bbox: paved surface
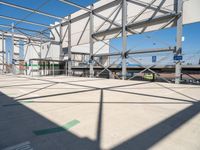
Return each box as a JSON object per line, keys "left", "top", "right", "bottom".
{"left": 0, "top": 75, "right": 200, "bottom": 150}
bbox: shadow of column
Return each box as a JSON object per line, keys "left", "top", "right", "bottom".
{"left": 0, "top": 92, "right": 99, "bottom": 150}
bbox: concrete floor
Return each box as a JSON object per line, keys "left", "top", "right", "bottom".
{"left": 0, "top": 75, "right": 200, "bottom": 150}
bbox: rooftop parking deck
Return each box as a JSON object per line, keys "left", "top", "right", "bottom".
{"left": 0, "top": 75, "right": 200, "bottom": 150}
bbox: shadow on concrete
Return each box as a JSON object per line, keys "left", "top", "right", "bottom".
{"left": 8, "top": 101, "right": 190, "bottom": 105}
{"left": 0, "top": 83, "right": 51, "bottom": 89}
{"left": 107, "top": 89, "right": 196, "bottom": 103}
{"left": 96, "top": 89, "right": 104, "bottom": 148}
{"left": 0, "top": 91, "right": 100, "bottom": 150}
{"left": 16, "top": 88, "right": 99, "bottom": 101}
{"left": 1, "top": 75, "right": 200, "bottom": 150}
{"left": 15, "top": 83, "right": 57, "bottom": 99}
{"left": 111, "top": 102, "right": 200, "bottom": 150}
{"left": 156, "top": 83, "right": 198, "bottom": 101}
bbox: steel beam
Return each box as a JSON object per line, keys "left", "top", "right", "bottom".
{"left": 139, "top": 0, "right": 167, "bottom": 33}
{"left": 77, "top": 18, "right": 90, "bottom": 45}
{"left": 95, "top": 0, "right": 122, "bottom": 13}
{"left": 93, "top": 47, "right": 175, "bottom": 57}
{"left": 16, "top": 26, "right": 49, "bottom": 35}
{"left": 93, "top": 12, "right": 177, "bottom": 38}
{"left": 95, "top": 4, "right": 121, "bottom": 33}
{"left": 128, "top": 47, "right": 175, "bottom": 54}
{"left": 93, "top": 59, "right": 112, "bottom": 76}
{"left": 0, "top": 1, "right": 63, "bottom": 20}
{"left": 50, "top": 41, "right": 60, "bottom": 45}
{"left": 96, "top": 56, "right": 121, "bottom": 77}
{"left": 128, "top": 0, "right": 157, "bottom": 25}
{"left": 53, "top": 0, "right": 121, "bottom": 28}
{"left": 59, "top": 0, "right": 91, "bottom": 12}
{"left": 0, "top": 30, "right": 51, "bottom": 43}
{"left": 0, "top": 35, "right": 34, "bottom": 44}
{"left": 128, "top": 56, "right": 171, "bottom": 83}
{"left": 94, "top": 52, "right": 121, "bottom": 57}
{"left": 14, "top": 27, "right": 49, "bottom": 41}
{"left": 89, "top": 5, "right": 94, "bottom": 78}
{"left": 175, "top": 0, "right": 183, "bottom": 84}
{"left": 71, "top": 52, "right": 90, "bottom": 55}
{"left": 101, "top": 5, "right": 122, "bottom": 40}
{"left": 122, "top": 0, "right": 127, "bottom": 80}
{"left": 93, "top": 12, "right": 121, "bottom": 28}
{"left": 0, "top": 15, "right": 49, "bottom": 28}
{"left": 62, "top": 26, "right": 69, "bottom": 42}
{"left": 127, "top": 0, "right": 171, "bottom": 14}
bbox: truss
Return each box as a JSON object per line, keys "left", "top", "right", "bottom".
{"left": 0, "top": 0, "right": 199, "bottom": 83}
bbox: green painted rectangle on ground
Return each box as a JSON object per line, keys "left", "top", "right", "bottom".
{"left": 33, "top": 119, "right": 80, "bottom": 136}
{"left": 20, "top": 100, "right": 34, "bottom": 104}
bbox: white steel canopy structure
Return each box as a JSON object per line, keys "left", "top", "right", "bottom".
{"left": 0, "top": 0, "right": 200, "bottom": 83}
{"left": 53, "top": 0, "right": 200, "bottom": 46}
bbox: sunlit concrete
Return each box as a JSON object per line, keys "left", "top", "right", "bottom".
{"left": 0, "top": 75, "right": 200, "bottom": 150}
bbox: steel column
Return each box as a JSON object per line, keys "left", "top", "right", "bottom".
{"left": 31, "top": 60, "right": 33, "bottom": 77}
{"left": 122, "top": 0, "right": 127, "bottom": 80}
{"left": 2, "top": 33, "right": 5, "bottom": 72}
{"left": 89, "top": 5, "right": 94, "bottom": 78}
{"left": 68, "top": 15, "right": 72, "bottom": 76}
{"left": 175, "top": 0, "right": 183, "bottom": 84}
{"left": 11, "top": 23, "right": 15, "bottom": 74}
{"left": 59, "top": 24, "right": 65, "bottom": 75}
{"left": 39, "top": 38, "right": 42, "bottom": 76}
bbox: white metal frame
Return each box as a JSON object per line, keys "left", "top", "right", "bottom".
{"left": 0, "top": 0, "right": 199, "bottom": 83}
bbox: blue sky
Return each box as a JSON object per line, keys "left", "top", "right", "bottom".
{"left": 110, "top": 21, "right": 200, "bottom": 65}
{"left": 0, "top": 0, "right": 96, "bottom": 31}
{"left": 111, "top": 22, "right": 200, "bottom": 56}
{"left": 0, "top": 0, "right": 200, "bottom": 64}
